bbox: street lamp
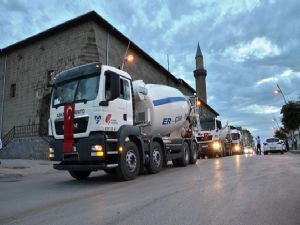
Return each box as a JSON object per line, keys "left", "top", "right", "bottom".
{"left": 273, "top": 83, "right": 287, "bottom": 104}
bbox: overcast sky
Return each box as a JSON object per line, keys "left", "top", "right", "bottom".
{"left": 1, "top": 0, "right": 299, "bottom": 141}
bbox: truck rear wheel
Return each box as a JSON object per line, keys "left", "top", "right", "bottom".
{"left": 116, "top": 141, "right": 140, "bottom": 181}
{"left": 190, "top": 141, "right": 197, "bottom": 164}
{"left": 146, "top": 141, "right": 163, "bottom": 174}
{"left": 69, "top": 171, "right": 91, "bottom": 180}
{"left": 172, "top": 141, "right": 190, "bottom": 167}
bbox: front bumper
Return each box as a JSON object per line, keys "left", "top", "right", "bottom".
{"left": 200, "top": 142, "right": 222, "bottom": 154}
{"left": 49, "top": 133, "right": 119, "bottom": 165}
{"left": 53, "top": 162, "right": 118, "bottom": 171}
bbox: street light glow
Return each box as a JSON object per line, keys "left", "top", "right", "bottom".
{"left": 126, "top": 54, "right": 134, "bottom": 63}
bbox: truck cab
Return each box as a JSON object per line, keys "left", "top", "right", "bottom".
{"left": 230, "top": 128, "right": 243, "bottom": 155}
{"left": 195, "top": 118, "right": 223, "bottom": 158}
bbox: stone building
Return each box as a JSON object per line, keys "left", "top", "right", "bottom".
{"left": 0, "top": 11, "right": 218, "bottom": 158}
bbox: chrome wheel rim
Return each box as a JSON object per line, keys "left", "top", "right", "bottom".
{"left": 126, "top": 150, "right": 137, "bottom": 172}
{"left": 152, "top": 148, "right": 161, "bottom": 168}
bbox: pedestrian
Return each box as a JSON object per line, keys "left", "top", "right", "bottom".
{"left": 0, "top": 137, "right": 2, "bottom": 151}
{"left": 285, "top": 139, "right": 289, "bottom": 151}
{"left": 294, "top": 138, "right": 298, "bottom": 150}
{"left": 256, "top": 136, "right": 261, "bottom": 155}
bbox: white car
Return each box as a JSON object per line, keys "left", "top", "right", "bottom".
{"left": 263, "top": 138, "right": 284, "bottom": 155}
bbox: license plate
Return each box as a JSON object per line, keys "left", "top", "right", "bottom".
{"left": 202, "top": 145, "right": 208, "bottom": 148}
{"left": 270, "top": 147, "right": 276, "bottom": 150}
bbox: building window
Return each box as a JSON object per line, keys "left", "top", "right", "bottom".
{"left": 47, "top": 70, "right": 55, "bottom": 87}
{"left": 10, "top": 84, "right": 16, "bottom": 98}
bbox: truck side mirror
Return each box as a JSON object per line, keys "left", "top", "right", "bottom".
{"left": 110, "top": 73, "right": 120, "bottom": 101}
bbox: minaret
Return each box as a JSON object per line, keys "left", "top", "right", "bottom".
{"left": 193, "top": 42, "right": 207, "bottom": 103}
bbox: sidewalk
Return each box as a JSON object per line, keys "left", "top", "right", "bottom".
{"left": 0, "top": 159, "right": 56, "bottom": 181}
{"left": 290, "top": 149, "right": 300, "bottom": 154}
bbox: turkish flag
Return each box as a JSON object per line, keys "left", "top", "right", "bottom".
{"left": 63, "top": 104, "right": 75, "bottom": 153}
{"left": 204, "top": 133, "right": 209, "bottom": 141}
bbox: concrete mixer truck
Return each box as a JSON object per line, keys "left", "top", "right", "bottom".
{"left": 196, "top": 118, "right": 232, "bottom": 158}
{"left": 48, "top": 62, "right": 200, "bottom": 181}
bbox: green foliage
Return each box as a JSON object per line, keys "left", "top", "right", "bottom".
{"left": 281, "top": 101, "right": 300, "bottom": 131}
{"left": 274, "top": 127, "right": 288, "bottom": 140}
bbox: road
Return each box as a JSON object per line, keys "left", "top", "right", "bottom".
{"left": 1, "top": 153, "right": 300, "bottom": 225}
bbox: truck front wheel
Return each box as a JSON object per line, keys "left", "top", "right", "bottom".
{"left": 117, "top": 141, "right": 140, "bottom": 181}
{"left": 69, "top": 171, "right": 91, "bottom": 180}
{"left": 190, "top": 141, "right": 197, "bottom": 164}
{"left": 146, "top": 141, "right": 163, "bottom": 174}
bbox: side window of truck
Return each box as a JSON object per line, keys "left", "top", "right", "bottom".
{"left": 105, "top": 73, "right": 111, "bottom": 100}
{"left": 216, "top": 120, "right": 222, "bottom": 130}
{"left": 120, "top": 78, "right": 130, "bottom": 101}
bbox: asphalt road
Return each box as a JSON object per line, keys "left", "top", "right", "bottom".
{"left": 1, "top": 153, "right": 300, "bottom": 225}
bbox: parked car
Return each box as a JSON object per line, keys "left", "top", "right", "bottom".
{"left": 263, "top": 138, "right": 284, "bottom": 155}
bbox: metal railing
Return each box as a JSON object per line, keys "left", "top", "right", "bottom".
{"left": 2, "top": 124, "right": 50, "bottom": 148}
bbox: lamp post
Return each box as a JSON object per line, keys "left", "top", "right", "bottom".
{"left": 273, "top": 83, "right": 287, "bottom": 104}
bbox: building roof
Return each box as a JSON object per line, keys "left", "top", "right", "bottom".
{"left": 195, "top": 42, "right": 203, "bottom": 58}
{"left": 202, "top": 100, "right": 219, "bottom": 117}
{"left": 0, "top": 11, "right": 196, "bottom": 94}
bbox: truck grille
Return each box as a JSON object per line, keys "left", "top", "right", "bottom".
{"left": 197, "top": 135, "right": 213, "bottom": 142}
{"left": 55, "top": 117, "right": 89, "bottom": 135}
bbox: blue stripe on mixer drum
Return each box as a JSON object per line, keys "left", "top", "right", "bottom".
{"left": 153, "top": 97, "right": 187, "bottom": 106}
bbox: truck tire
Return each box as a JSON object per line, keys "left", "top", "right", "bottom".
{"left": 103, "top": 168, "right": 116, "bottom": 175}
{"left": 172, "top": 141, "right": 190, "bottom": 167}
{"left": 146, "top": 141, "right": 163, "bottom": 174}
{"left": 116, "top": 141, "right": 140, "bottom": 181}
{"left": 190, "top": 141, "right": 197, "bottom": 164}
{"left": 69, "top": 171, "right": 91, "bottom": 180}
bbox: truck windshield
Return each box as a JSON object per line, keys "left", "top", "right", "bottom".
{"left": 200, "top": 119, "right": 215, "bottom": 131}
{"left": 231, "top": 133, "right": 240, "bottom": 140}
{"left": 52, "top": 74, "right": 99, "bottom": 107}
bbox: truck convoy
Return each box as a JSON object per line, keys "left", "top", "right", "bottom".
{"left": 230, "top": 126, "right": 244, "bottom": 155}
{"left": 195, "top": 118, "right": 232, "bottom": 158}
{"left": 48, "top": 62, "right": 201, "bottom": 181}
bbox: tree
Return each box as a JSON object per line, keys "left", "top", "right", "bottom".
{"left": 281, "top": 101, "right": 300, "bottom": 132}
{"left": 274, "top": 127, "right": 288, "bottom": 140}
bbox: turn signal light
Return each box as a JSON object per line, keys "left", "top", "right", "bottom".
{"left": 118, "top": 146, "right": 123, "bottom": 153}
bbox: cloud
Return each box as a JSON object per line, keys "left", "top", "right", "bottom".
{"left": 256, "top": 77, "right": 278, "bottom": 85}
{"left": 240, "top": 104, "right": 281, "bottom": 114}
{"left": 223, "top": 37, "right": 281, "bottom": 62}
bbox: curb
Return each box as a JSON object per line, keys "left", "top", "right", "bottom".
{"left": 290, "top": 150, "right": 300, "bottom": 154}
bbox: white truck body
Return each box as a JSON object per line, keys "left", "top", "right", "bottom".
{"left": 49, "top": 62, "right": 200, "bottom": 181}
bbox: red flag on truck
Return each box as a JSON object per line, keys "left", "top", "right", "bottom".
{"left": 63, "top": 104, "right": 75, "bottom": 153}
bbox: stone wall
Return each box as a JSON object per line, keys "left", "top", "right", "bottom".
{"left": 0, "top": 136, "right": 49, "bottom": 160}
{"left": 0, "top": 22, "right": 97, "bottom": 135}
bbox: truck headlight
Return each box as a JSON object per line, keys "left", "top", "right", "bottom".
{"left": 49, "top": 147, "right": 54, "bottom": 158}
{"left": 91, "top": 145, "right": 104, "bottom": 157}
{"left": 234, "top": 145, "right": 240, "bottom": 151}
{"left": 213, "top": 142, "right": 220, "bottom": 150}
